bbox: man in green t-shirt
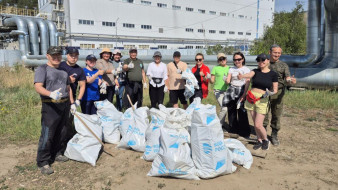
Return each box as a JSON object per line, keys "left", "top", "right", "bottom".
{"left": 210, "top": 53, "right": 230, "bottom": 127}
{"left": 123, "top": 48, "right": 146, "bottom": 108}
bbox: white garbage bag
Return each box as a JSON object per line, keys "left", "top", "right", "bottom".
{"left": 181, "top": 69, "right": 199, "bottom": 100}
{"left": 191, "top": 104, "right": 236, "bottom": 178}
{"left": 65, "top": 112, "right": 102, "bottom": 166}
{"left": 224, "top": 138, "right": 253, "bottom": 169}
{"left": 142, "top": 107, "right": 167, "bottom": 161}
{"left": 186, "top": 97, "right": 201, "bottom": 116}
{"left": 148, "top": 108, "right": 199, "bottom": 180}
{"left": 118, "top": 104, "right": 150, "bottom": 152}
{"left": 95, "top": 100, "right": 123, "bottom": 144}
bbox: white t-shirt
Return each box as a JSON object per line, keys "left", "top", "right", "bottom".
{"left": 229, "top": 66, "right": 251, "bottom": 86}
{"left": 146, "top": 62, "right": 168, "bottom": 87}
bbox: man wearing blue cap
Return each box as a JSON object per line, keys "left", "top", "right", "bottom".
{"left": 58, "top": 47, "right": 86, "bottom": 162}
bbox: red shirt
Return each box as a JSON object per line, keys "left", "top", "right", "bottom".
{"left": 191, "top": 63, "right": 210, "bottom": 98}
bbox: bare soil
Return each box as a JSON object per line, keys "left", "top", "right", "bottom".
{"left": 1, "top": 107, "right": 337, "bottom": 190}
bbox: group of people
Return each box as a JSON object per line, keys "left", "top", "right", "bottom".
{"left": 34, "top": 44, "right": 295, "bottom": 175}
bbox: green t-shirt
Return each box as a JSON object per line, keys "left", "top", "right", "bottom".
{"left": 123, "top": 58, "right": 144, "bottom": 82}
{"left": 211, "top": 65, "right": 230, "bottom": 91}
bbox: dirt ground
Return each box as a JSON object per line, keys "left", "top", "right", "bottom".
{"left": 0, "top": 107, "right": 337, "bottom": 190}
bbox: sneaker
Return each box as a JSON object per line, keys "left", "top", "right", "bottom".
{"left": 39, "top": 165, "right": 54, "bottom": 175}
{"left": 271, "top": 135, "right": 280, "bottom": 146}
{"left": 55, "top": 155, "right": 69, "bottom": 162}
{"left": 262, "top": 140, "right": 270, "bottom": 150}
{"left": 253, "top": 141, "right": 262, "bottom": 150}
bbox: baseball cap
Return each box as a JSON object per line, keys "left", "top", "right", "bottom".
{"left": 256, "top": 53, "right": 268, "bottom": 62}
{"left": 86, "top": 54, "right": 97, "bottom": 61}
{"left": 153, "top": 51, "right": 162, "bottom": 57}
{"left": 173, "top": 51, "right": 181, "bottom": 57}
{"left": 217, "top": 53, "right": 226, "bottom": 60}
{"left": 47, "top": 46, "right": 62, "bottom": 55}
{"left": 129, "top": 48, "right": 137, "bottom": 53}
{"left": 113, "top": 49, "right": 123, "bottom": 58}
{"left": 66, "top": 47, "right": 79, "bottom": 55}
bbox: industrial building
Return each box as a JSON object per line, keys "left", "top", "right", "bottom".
{"left": 38, "top": 0, "right": 275, "bottom": 50}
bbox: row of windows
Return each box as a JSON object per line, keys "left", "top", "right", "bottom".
{"left": 79, "top": 44, "right": 208, "bottom": 50}
{"left": 79, "top": 19, "right": 94, "bottom": 25}
{"left": 186, "top": 28, "right": 251, "bottom": 35}
{"left": 124, "top": 0, "right": 254, "bottom": 19}
{"left": 102, "top": 21, "right": 115, "bottom": 27}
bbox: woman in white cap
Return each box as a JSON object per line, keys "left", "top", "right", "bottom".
{"left": 210, "top": 53, "right": 230, "bottom": 128}
{"left": 223, "top": 52, "right": 251, "bottom": 138}
{"left": 146, "top": 51, "right": 168, "bottom": 108}
{"left": 238, "top": 53, "right": 278, "bottom": 151}
{"left": 95, "top": 48, "right": 119, "bottom": 103}
{"left": 112, "top": 49, "right": 125, "bottom": 111}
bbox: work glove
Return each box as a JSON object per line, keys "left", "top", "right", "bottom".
{"left": 262, "top": 88, "right": 276, "bottom": 98}
{"left": 75, "top": 99, "right": 80, "bottom": 107}
{"left": 236, "top": 99, "right": 241, "bottom": 110}
{"left": 100, "top": 82, "right": 107, "bottom": 94}
{"left": 223, "top": 74, "right": 227, "bottom": 82}
{"left": 176, "top": 68, "right": 182, "bottom": 74}
{"left": 49, "top": 88, "right": 62, "bottom": 100}
{"left": 70, "top": 104, "right": 77, "bottom": 115}
{"left": 148, "top": 75, "right": 152, "bottom": 81}
{"left": 206, "top": 73, "right": 211, "bottom": 79}
{"left": 164, "top": 86, "right": 168, "bottom": 93}
{"left": 115, "top": 67, "right": 122, "bottom": 74}
{"left": 128, "top": 62, "right": 134, "bottom": 69}
{"left": 143, "top": 82, "right": 148, "bottom": 89}
{"left": 115, "top": 86, "right": 119, "bottom": 94}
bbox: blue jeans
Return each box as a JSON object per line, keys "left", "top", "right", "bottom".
{"left": 81, "top": 100, "right": 97, "bottom": 115}
{"left": 116, "top": 85, "right": 125, "bottom": 111}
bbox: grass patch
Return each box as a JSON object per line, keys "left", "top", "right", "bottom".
{"left": 326, "top": 128, "right": 338, "bottom": 132}
{"left": 0, "top": 66, "right": 336, "bottom": 144}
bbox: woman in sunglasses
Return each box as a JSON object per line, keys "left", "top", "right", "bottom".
{"left": 210, "top": 53, "right": 230, "bottom": 127}
{"left": 190, "top": 53, "right": 210, "bottom": 103}
{"left": 222, "top": 52, "right": 251, "bottom": 137}
{"left": 238, "top": 53, "right": 278, "bottom": 150}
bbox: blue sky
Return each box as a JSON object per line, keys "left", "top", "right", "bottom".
{"left": 275, "top": 0, "right": 308, "bottom": 12}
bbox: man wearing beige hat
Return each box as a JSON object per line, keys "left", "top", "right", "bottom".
{"left": 210, "top": 52, "right": 230, "bottom": 128}
{"left": 96, "top": 48, "right": 120, "bottom": 103}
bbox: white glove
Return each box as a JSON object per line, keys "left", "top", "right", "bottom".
{"left": 164, "top": 86, "right": 168, "bottom": 93}
{"left": 115, "top": 67, "right": 122, "bottom": 74}
{"left": 236, "top": 99, "right": 241, "bottom": 109}
{"left": 206, "top": 73, "right": 211, "bottom": 79}
{"left": 223, "top": 74, "right": 227, "bottom": 82}
{"left": 128, "top": 62, "right": 134, "bottom": 69}
{"left": 115, "top": 85, "right": 119, "bottom": 94}
{"left": 148, "top": 75, "right": 152, "bottom": 81}
{"left": 70, "top": 104, "right": 76, "bottom": 115}
{"left": 75, "top": 99, "right": 80, "bottom": 107}
{"left": 100, "top": 82, "right": 107, "bottom": 94}
{"left": 176, "top": 68, "right": 182, "bottom": 74}
{"left": 143, "top": 82, "right": 148, "bottom": 89}
{"left": 49, "top": 88, "right": 62, "bottom": 100}
{"left": 263, "top": 88, "right": 276, "bottom": 98}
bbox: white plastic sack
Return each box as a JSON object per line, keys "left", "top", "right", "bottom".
{"left": 118, "top": 104, "right": 150, "bottom": 152}
{"left": 191, "top": 104, "right": 236, "bottom": 178}
{"left": 142, "top": 107, "right": 167, "bottom": 161}
{"left": 224, "top": 138, "right": 253, "bottom": 169}
{"left": 181, "top": 69, "right": 199, "bottom": 100}
{"left": 186, "top": 97, "right": 201, "bottom": 116}
{"left": 95, "top": 100, "right": 123, "bottom": 144}
{"left": 148, "top": 108, "right": 199, "bottom": 180}
{"left": 65, "top": 112, "right": 102, "bottom": 166}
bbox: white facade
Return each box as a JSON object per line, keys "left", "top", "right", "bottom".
{"left": 41, "top": 0, "right": 275, "bottom": 50}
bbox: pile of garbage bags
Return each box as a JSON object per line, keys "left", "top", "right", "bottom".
{"left": 64, "top": 98, "right": 253, "bottom": 179}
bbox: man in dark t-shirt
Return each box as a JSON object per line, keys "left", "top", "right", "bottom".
{"left": 34, "top": 46, "right": 73, "bottom": 175}
{"left": 58, "top": 47, "right": 86, "bottom": 160}
{"left": 122, "top": 48, "right": 146, "bottom": 108}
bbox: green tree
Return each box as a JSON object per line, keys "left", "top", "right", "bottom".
{"left": 250, "top": 1, "right": 306, "bottom": 55}
{"left": 206, "top": 44, "right": 239, "bottom": 55}
{"left": 0, "top": 0, "right": 38, "bottom": 9}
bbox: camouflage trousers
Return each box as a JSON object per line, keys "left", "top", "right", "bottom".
{"left": 263, "top": 87, "right": 285, "bottom": 136}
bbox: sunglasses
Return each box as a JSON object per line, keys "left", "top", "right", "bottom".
{"left": 195, "top": 58, "right": 203, "bottom": 62}
{"left": 233, "top": 58, "right": 242, "bottom": 62}
{"left": 256, "top": 58, "right": 266, "bottom": 62}
{"left": 218, "top": 57, "right": 226, "bottom": 61}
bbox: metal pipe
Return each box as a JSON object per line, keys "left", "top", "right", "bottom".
{"left": 36, "top": 19, "right": 50, "bottom": 55}
{"left": 3, "top": 17, "right": 29, "bottom": 55}
{"left": 24, "top": 18, "right": 39, "bottom": 55}
{"left": 45, "top": 20, "right": 58, "bottom": 46}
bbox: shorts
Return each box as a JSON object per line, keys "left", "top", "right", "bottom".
{"left": 169, "top": 89, "right": 187, "bottom": 105}
{"left": 244, "top": 91, "right": 269, "bottom": 114}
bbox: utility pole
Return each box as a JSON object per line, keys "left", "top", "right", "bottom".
{"left": 115, "top": 17, "right": 119, "bottom": 49}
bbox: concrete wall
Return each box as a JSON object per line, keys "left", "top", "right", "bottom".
{"left": 0, "top": 50, "right": 22, "bottom": 67}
